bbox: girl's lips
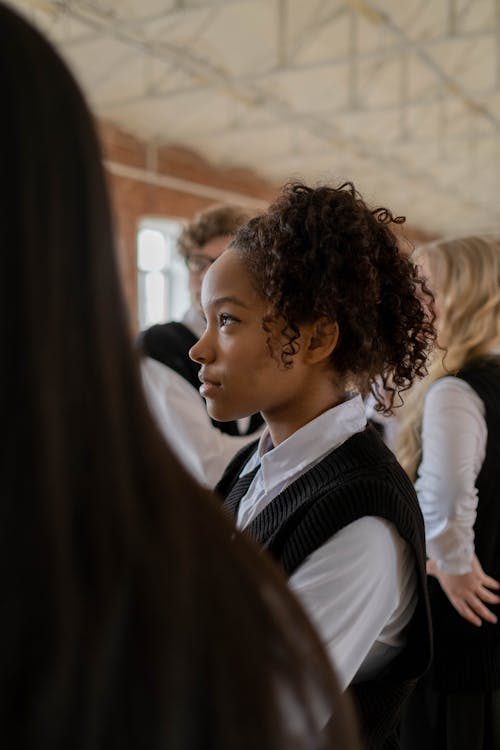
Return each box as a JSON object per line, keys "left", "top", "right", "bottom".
{"left": 199, "top": 380, "right": 221, "bottom": 398}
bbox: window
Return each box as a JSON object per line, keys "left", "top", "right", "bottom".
{"left": 137, "top": 218, "right": 189, "bottom": 331}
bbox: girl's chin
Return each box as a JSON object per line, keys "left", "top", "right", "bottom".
{"left": 209, "top": 411, "right": 237, "bottom": 423}
{"left": 206, "top": 403, "right": 246, "bottom": 423}
{"left": 206, "top": 404, "right": 228, "bottom": 421}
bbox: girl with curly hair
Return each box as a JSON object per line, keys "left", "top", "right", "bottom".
{"left": 190, "top": 182, "right": 436, "bottom": 749}
{"left": 396, "top": 236, "right": 500, "bottom": 750}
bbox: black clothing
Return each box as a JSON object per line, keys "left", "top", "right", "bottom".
{"left": 426, "top": 356, "right": 500, "bottom": 693}
{"left": 401, "top": 356, "right": 500, "bottom": 750}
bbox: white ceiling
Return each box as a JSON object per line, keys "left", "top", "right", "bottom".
{"left": 9, "top": 0, "right": 500, "bottom": 235}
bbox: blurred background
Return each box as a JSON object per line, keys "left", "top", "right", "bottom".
{"left": 8, "top": 0, "right": 500, "bottom": 328}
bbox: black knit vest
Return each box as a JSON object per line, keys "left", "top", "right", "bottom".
{"left": 217, "top": 426, "right": 432, "bottom": 749}
{"left": 427, "top": 355, "right": 500, "bottom": 692}
{"left": 138, "top": 321, "right": 262, "bottom": 436}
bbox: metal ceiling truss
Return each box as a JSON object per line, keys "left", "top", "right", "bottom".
{"left": 17, "top": 0, "right": 500, "bottom": 232}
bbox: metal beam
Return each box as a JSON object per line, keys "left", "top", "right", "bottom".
{"left": 456, "top": 0, "right": 479, "bottom": 28}
{"left": 219, "top": 27, "right": 500, "bottom": 88}
{"left": 287, "top": 3, "right": 348, "bottom": 62}
{"left": 90, "top": 0, "right": 247, "bottom": 23}
{"left": 357, "top": 0, "right": 500, "bottom": 130}
{"left": 99, "top": 81, "right": 500, "bottom": 124}
{"left": 192, "top": 129, "right": 498, "bottom": 164}
{"left": 90, "top": 49, "right": 140, "bottom": 91}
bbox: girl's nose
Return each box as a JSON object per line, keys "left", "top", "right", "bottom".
{"left": 189, "top": 340, "right": 203, "bottom": 364}
{"left": 189, "top": 330, "right": 211, "bottom": 364}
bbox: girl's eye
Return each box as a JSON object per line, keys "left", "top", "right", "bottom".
{"left": 219, "top": 313, "right": 238, "bottom": 327}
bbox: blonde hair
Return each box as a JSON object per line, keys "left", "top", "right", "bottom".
{"left": 395, "top": 235, "right": 500, "bottom": 479}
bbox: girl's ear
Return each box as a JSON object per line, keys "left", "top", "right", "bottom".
{"left": 305, "top": 318, "right": 339, "bottom": 364}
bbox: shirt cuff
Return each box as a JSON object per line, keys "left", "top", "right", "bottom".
{"left": 434, "top": 552, "right": 474, "bottom": 575}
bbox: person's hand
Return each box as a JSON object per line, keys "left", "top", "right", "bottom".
{"left": 426, "top": 554, "right": 500, "bottom": 627}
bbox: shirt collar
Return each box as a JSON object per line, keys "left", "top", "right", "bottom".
{"left": 241, "top": 393, "right": 367, "bottom": 494}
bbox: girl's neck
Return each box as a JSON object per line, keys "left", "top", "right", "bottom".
{"left": 264, "top": 385, "right": 348, "bottom": 446}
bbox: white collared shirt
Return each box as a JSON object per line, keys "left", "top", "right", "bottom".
{"left": 235, "top": 394, "right": 417, "bottom": 690}
{"left": 237, "top": 395, "right": 367, "bottom": 526}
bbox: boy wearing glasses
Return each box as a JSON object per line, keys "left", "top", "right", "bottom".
{"left": 140, "top": 205, "right": 263, "bottom": 487}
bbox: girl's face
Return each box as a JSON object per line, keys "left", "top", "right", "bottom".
{"left": 189, "top": 249, "right": 321, "bottom": 431}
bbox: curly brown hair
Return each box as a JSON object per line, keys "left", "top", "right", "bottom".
{"left": 178, "top": 204, "right": 254, "bottom": 257}
{"left": 231, "top": 182, "right": 436, "bottom": 413}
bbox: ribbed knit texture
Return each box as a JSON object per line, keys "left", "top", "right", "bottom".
{"left": 217, "top": 426, "right": 432, "bottom": 750}
{"left": 428, "top": 355, "right": 500, "bottom": 692}
{"left": 138, "top": 321, "right": 262, "bottom": 436}
{"left": 224, "top": 464, "right": 260, "bottom": 514}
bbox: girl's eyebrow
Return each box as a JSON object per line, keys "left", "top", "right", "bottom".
{"left": 210, "top": 295, "right": 250, "bottom": 309}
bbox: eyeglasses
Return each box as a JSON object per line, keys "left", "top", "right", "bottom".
{"left": 184, "top": 254, "right": 218, "bottom": 274}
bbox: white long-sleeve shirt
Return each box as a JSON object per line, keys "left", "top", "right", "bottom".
{"left": 235, "top": 395, "right": 417, "bottom": 690}
{"left": 416, "top": 376, "right": 487, "bottom": 574}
